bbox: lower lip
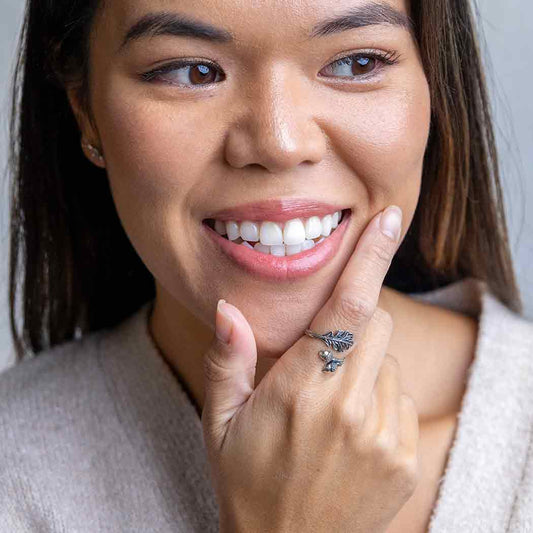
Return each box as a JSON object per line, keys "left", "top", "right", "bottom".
{"left": 202, "top": 210, "right": 352, "bottom": 281}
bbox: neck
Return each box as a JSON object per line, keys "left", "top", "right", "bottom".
{"left": 147, "top": 284, "right": 478, "bottom": 423}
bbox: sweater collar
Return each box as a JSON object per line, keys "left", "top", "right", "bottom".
{"left": 409, "top": 277, "right": 533, "bottom": 531}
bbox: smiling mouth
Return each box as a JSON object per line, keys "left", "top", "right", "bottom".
{"left": 203, "top": 209, "right": 348, "bottom": 257}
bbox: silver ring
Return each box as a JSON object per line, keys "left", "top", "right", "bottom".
{"left": 304, "top": 329, "right": 355, "bottom": 373}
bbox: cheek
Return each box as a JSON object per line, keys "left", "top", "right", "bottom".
{"left": 327, "top": 79, "right": 431, "bottom": 202}
{"left": 91, "top": 81, "right": 222, "bottom": 288}
{"left": 95, "top": 89, "right": 215, "bottom": 203}
{"left": 92, "top": 80, "right": 224, "bottom": 252}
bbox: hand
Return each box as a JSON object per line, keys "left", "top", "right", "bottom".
{"left": 201, "top": 206, "right": 420, "bottom": 533}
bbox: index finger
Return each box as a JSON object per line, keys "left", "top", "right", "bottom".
{"left": 290, "top": 205, "right": 403, "bottom": 384}
{"left": 323, "top": 204, "right": 403, "bottom": 326}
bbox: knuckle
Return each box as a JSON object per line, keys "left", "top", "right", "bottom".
{"left": 372, "top": 434, "right": 419, "bottom": 491}
{"left": 390, "top": 454, "right": 420, "bottom": 492}
{"left": 373, "top": 430, "right": 397, "bottom": 457}
{"left": 372, "top": 307, "right": 394, "bottom": 332}
{"left": 333, "top": 399, "right": 366, "bottom": 431}
{"left": 403, "top": 455, "right": 420, "bottom": 483}
{"left": 335, "top": 291, "right": 375, "bottom": 324}
{"left": 287, "top": 386, "right": 315, "bottom": 414}
{"left": 400, "top": 393, "right": 416, "bottom": 410}
{"left": 383, "top": 353, "right": 400, "bottom": 369}
{"left": 285, "top": 382, "right": 329, "bottom": 418}
{"left": 202, "top": 350, "right": 233, "bottom": 384}
{"left": 367, "top": 240, "right": 394, "bottom": 269}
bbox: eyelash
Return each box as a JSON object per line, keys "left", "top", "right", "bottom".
{"left": 140, "top": 49, "right": 400, "bottom": 88}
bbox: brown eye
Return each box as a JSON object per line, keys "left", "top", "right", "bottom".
{"left": 188, "top": 64, "right": 219, "bottom": 85}
{"left": 350, "top": 56, "right": 377, "bottom": 75}
{"left": 321, "top": 55, "right": 380, "bottom": 79}
{"left": 143, "top": 62, "right": 224, "bottom": 86}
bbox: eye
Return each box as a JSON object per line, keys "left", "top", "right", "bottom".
{"left": 319, "top": 50, "right": 400, "bottom": 80}
{"left": 141, "top": 60, "right": 224, "bottom": 87}
{"left": 141, "top": 49, "right": 399, "bottom": 88}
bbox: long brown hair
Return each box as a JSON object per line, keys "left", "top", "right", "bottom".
{"left": 8, "top": 0, "right": 522, "bottom": 362}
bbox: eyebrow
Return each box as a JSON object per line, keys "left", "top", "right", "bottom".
{"left": 120, "top": 2, "right": 413, "bottom": 50}
{"left": 310, "top": 3, "right": 413, "bottom": 37}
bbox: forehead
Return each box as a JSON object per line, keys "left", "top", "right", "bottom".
{"left": 101, "top": 0, "right": 412, "bottom": 50}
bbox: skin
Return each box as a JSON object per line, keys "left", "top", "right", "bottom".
{"left": 69, "top": 0, "right": 479, "bottom": 529}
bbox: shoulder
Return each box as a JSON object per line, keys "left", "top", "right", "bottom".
{"left": 0, "top": 327, "right": 132, "bottom": 525}
{"left": 0, "top": 302, "right": 153, "bottom": 437}
{"left": 0, "top": 327, "right": 116, "bottom": 467}
{"left": 0, "top": 329, "right": 104, "bottom": 414}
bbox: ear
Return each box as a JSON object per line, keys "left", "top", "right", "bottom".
{"left": 66, "top": 85, "right": 106, "bottom": 169}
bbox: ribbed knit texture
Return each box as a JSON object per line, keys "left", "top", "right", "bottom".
{"left": 0, "top": 277, "right": 532, "bottom": 532}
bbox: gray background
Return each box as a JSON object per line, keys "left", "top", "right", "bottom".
{"left": 1, "top": 1, "right": 532, "bottom": 372}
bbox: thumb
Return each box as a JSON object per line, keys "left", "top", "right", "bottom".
{"left": 202, "top": 298, "right": 257, "bottom": 447}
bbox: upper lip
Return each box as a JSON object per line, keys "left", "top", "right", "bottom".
{"left": 204, "top": 198, "right": 350, "bottom": 223}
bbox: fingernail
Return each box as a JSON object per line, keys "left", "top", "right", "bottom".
{"left": 379, "top": 206, "right": 402, "bottom": 242}
{"left": 216, "top": 299, "right": 233, "bottom": 345}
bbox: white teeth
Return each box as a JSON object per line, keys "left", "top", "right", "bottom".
{"left": 240, "top": 221, "right": 259, "bottom": 242}
{"left": 226, "top": 221, "right": 240, "bottom": 241}
{"left": 317, "top": 237, "right": 326, "bottom": 244}
{"left": 260, "top": 221, "right": 284, "bottom": 246}
{"left": 215, "top": 220, "right": 227, "bottom": 235}
{"left": 283, "top": 218, "right": 306, "bottom": 245}
{"left": 285, "top": 243, "right": 303, "bottom": 256}
{"left": 304, "top": 216, "right": 322, "bottom": 239}
{"left": 240, "top": 238, "right": 321, "bottom": 256}
{"left": 254, "top": 242, "right": 271, "bottom": 254}
{"left": 214, "top": 209, "right": 347, "bottom": 249}
{"left": 270, "top": 244, "right": 286, "bottom": 256}
{"left": 331, "top": 211, "right": 340, "bottom": 229}
{"left": 321, "top": 214, "right": 332, "bottom": 237}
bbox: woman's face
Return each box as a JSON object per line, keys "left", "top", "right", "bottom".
{"left": 75, "top": 0, "right": 431, "bottom": 358}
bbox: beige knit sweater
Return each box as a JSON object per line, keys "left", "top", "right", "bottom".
{"left": 0, "top": 277, "right": 532, "bottom": 532}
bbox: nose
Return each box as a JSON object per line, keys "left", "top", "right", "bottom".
{"left": 224, "top": 67, "right": 327, "bottom": 174}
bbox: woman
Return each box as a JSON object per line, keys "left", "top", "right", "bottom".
{"left": 2, "top": 0, "right": 532, "bottom": 531}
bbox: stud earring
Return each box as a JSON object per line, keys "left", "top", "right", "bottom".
{"left": 83, "top": 141, "right": 105, "bottom": 165}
